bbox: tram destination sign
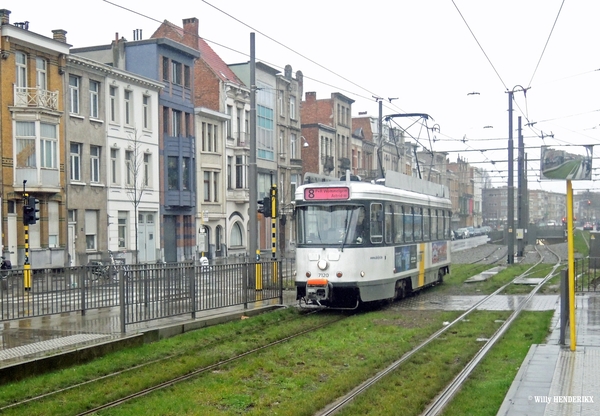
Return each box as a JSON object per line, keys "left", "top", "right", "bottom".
{"left": 304, "top": 186, "right": 350, "bottom": 201}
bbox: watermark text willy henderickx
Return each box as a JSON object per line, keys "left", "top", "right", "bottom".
{"left": 530, "top": 396, "right": 594, "bottom": 403}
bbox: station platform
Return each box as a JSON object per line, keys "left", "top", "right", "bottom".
{"left": 497, "top": 292, "right": 600, "bottom": 416}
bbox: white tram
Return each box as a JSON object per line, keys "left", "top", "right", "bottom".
{"left": 294, "top": 172, "right": 452, "bottom": 308}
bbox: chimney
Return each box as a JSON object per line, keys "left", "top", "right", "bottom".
{"left": 52, "top": 29, "right": 67, "bottom": 43}
{"left": 182, "top": 17, "right": 199, "bottom": 49}
{"left": 305, "top": 91, "right": 317, "bottom": 102}
{"left": 0, "top": 9, "right": 10, "bottom": 26}
{"left": 284, "top": 65, "right": 292, "bottom": 80}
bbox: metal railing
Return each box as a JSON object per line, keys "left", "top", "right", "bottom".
{"left": 0, "top": 258, "right": 296, "bottom": 331}
{"left": 14, "top": 86, "right": 59, "bottom": 110}
{"left": 574, "top": 257, "right": 600, "bottom": 292}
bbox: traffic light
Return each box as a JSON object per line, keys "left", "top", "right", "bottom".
{"left": 262, "top": 196, "right": 272, "bottom": 217}
{"left": 23, "top": 196, "right": 39, "bottom": 225}
{"left": 23, "top": 204, "right": 33, "bottom": 225}
{"left": 257, "top": 197, "right": 271, "bottom": 217}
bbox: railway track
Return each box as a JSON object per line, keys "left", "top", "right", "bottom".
{"left": 315, "top": 244, "right": 563, "bottom": 416}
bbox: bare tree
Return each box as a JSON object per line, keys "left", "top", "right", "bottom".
{"left": 125, "top": 129, "right": 149, "bottom": 264}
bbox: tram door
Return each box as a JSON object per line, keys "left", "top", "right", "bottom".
{"left": 137, "top": 212, "right": 156, "bottom": 263}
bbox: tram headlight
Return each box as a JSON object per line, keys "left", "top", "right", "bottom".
{"left": 360, "top": 271, "right": 365, "bottom": 277}
{"left": 306, "top": 271, "right": 311, "bottom": 278}
{"left": 317, "top": 259, "right": 328, "bottom": 270}
{"left": 336, "top": 271, "right": 343, "bottom": 278}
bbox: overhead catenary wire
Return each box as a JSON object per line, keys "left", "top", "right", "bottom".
{"left": 100, "top": 0, "right": 599, "bottom": 189}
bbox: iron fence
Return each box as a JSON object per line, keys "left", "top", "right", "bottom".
{"left": 574, "top": 257, "right": 600, "bottom": 292}
{"left": 0, "top": 258, "right": 295, "bottom": 331}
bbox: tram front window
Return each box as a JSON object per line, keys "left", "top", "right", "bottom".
{"left": 298, "top": 205, "right": 366, "bottom": 246}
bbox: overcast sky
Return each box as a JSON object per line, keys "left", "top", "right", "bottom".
{"left": 9, "top": 0, "right": 600, "bottom": 193}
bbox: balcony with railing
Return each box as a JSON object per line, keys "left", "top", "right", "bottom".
{"left": 227, "top": 131, "right": 250, "bottom": 148}
{"left": 14, "top": 86, "right": 59, "bottom": 111}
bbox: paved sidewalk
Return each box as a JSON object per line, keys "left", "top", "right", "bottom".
{"left": 497, "top": 292, "right": 600, "bottom": 416}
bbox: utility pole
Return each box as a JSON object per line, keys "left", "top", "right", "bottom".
{"left": 517, "top": 116, "right": 525, "bottom": 257}
{"left": 248, "top": 33, "right": 258, "bottom": 274}
{"left": 375, "top": 97, "right": 384, "bottom": 179}
{"left": 507, "top": 91, "right": 515, "bottom": 264}
{"left": 506, "top": 86, "right": 528, "bottom": 264}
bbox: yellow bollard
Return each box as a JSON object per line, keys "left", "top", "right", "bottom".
{"left": 255, "top": 250, "right": 262, "bottom": 291}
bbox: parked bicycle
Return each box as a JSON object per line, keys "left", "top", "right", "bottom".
{"left": 89, "top": 250, "right": 129, "bottom": 282}
{"left": 0, "top": 256, "right": 11, "bottom": 290}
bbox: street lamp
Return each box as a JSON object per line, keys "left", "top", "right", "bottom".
{"left": 301, "top": 136, "right": 309, "bottom": 148}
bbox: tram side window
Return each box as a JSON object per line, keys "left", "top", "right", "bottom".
{"left": 431, "top": 210, "right": 438, "bottom": 240}
{"left": 404, "top": 206, "right": 413, "bottom": 243}
{"left": 437, "top": 210, "right": 443, "bottom": 240}
{"left": 414, "top": 208, "right": 423, "bottom": 242}
{"left": 394, "top": 204, "right": 404, "bottom": 243}
{"left": 447, "top": 211, "right": 452, "bottom": 239}
{"left": 385, "top": 203, "right": 393, "bottom": 244}
{"left": 370, "top": 203, "right": 383, "bottom": 244}
{"left": 423, "top": 208, "right": 430, "bottom": 241}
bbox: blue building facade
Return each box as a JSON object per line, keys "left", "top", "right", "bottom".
{"left": 73, "top": 37, "right": 200, "bottom": 262}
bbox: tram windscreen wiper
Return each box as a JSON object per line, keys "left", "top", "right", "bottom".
{"left": 340, "top": 209, "right": 354, "bottom": 252}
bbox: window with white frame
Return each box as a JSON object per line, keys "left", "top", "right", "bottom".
{"left": 85, "top": 210, "right": 97, "bottom": 250}
{"left": 289, "top": 95, "right": 296, "bottom": 119}
{"left": 90, "top": 145, "right": 100, "bottom": 183}
{"left": 203, "top": 171, "right": 211, "bottom": 202}
{"left": 202, "top": 122, "right": 218, "bottom": 152}
{"left": 172, "top": 110, "right": 181, "bottom": 137}
{"left": 235, "top": 155, "right": 244, "bottom": 189}
{"left": 40, "top": 123, "right": 57, "bottom": 169}
{"left": 279, "top": 130, "right": 284, "bottom": 156}
{"left": 143, "top": 153, "right": 151, "bottom": 187}
{"left": 290, "top": 133, "right": 297, "bottom": 159}
{"left": 230, "top": 222, "right": 243, "bottom": 246}
{"left": 142, "top": 95, "right": 150, "bottom": 129}
{"left": 69, "top": 75, "right": 80, "bottom": 114}
{"left": 70, "top": 143, "right": 81, "bottom": 181}
{"left": 16, "top": 52, "right": 27, "bottom": 90}
{"left": 213, "top": 172, "right": 219, "bottom": 202}
{"left": 124, "top": 90, "right": 132, "bottom": 125}
{"left": 171, "top": 61, "right": 182, "bottom": 85}
{"left": 278, "top": 90, "right": 284, "bottom": 115}
{"left": 226, "top": 105, "right": 233, "bottom": 138}
{"left": 110, "top": 148, "right": 119, "bottom": 184}
{"left": 48, "top": 201, "right": 59, "bottom": 247}
{"left": 227, "top": 156, "right": 232, "bottom": 189}
{"left": 125, "top": 150, "right": 133, "bottom": 186}
{"left": 36, "top": 57, "right": 47, "bottom": 91}
{"left": 118, "top": 211, "right": 128, "bottom": 248}
{"left": 109, "top": 86, "right": 117, "bottom": 122}
{"left": 89, "top": 80, "right": 99, "bottom": 118}
{"left": 16, "top": 121, "right": 36, "bottom": 168}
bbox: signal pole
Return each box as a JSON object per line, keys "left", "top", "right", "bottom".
{"left": 22, "top": 180, "right": 31, "bottom": 291}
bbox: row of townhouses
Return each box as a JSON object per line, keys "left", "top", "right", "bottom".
{"left": 0, "top": 10, "right": 569, "bottom": 269}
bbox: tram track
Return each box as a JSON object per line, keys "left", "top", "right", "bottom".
{"left": 0, "top": 309, "right": 346, "bottom": 415}
{"left": 315, "top": 244, "right": 563, "bottom": 416}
